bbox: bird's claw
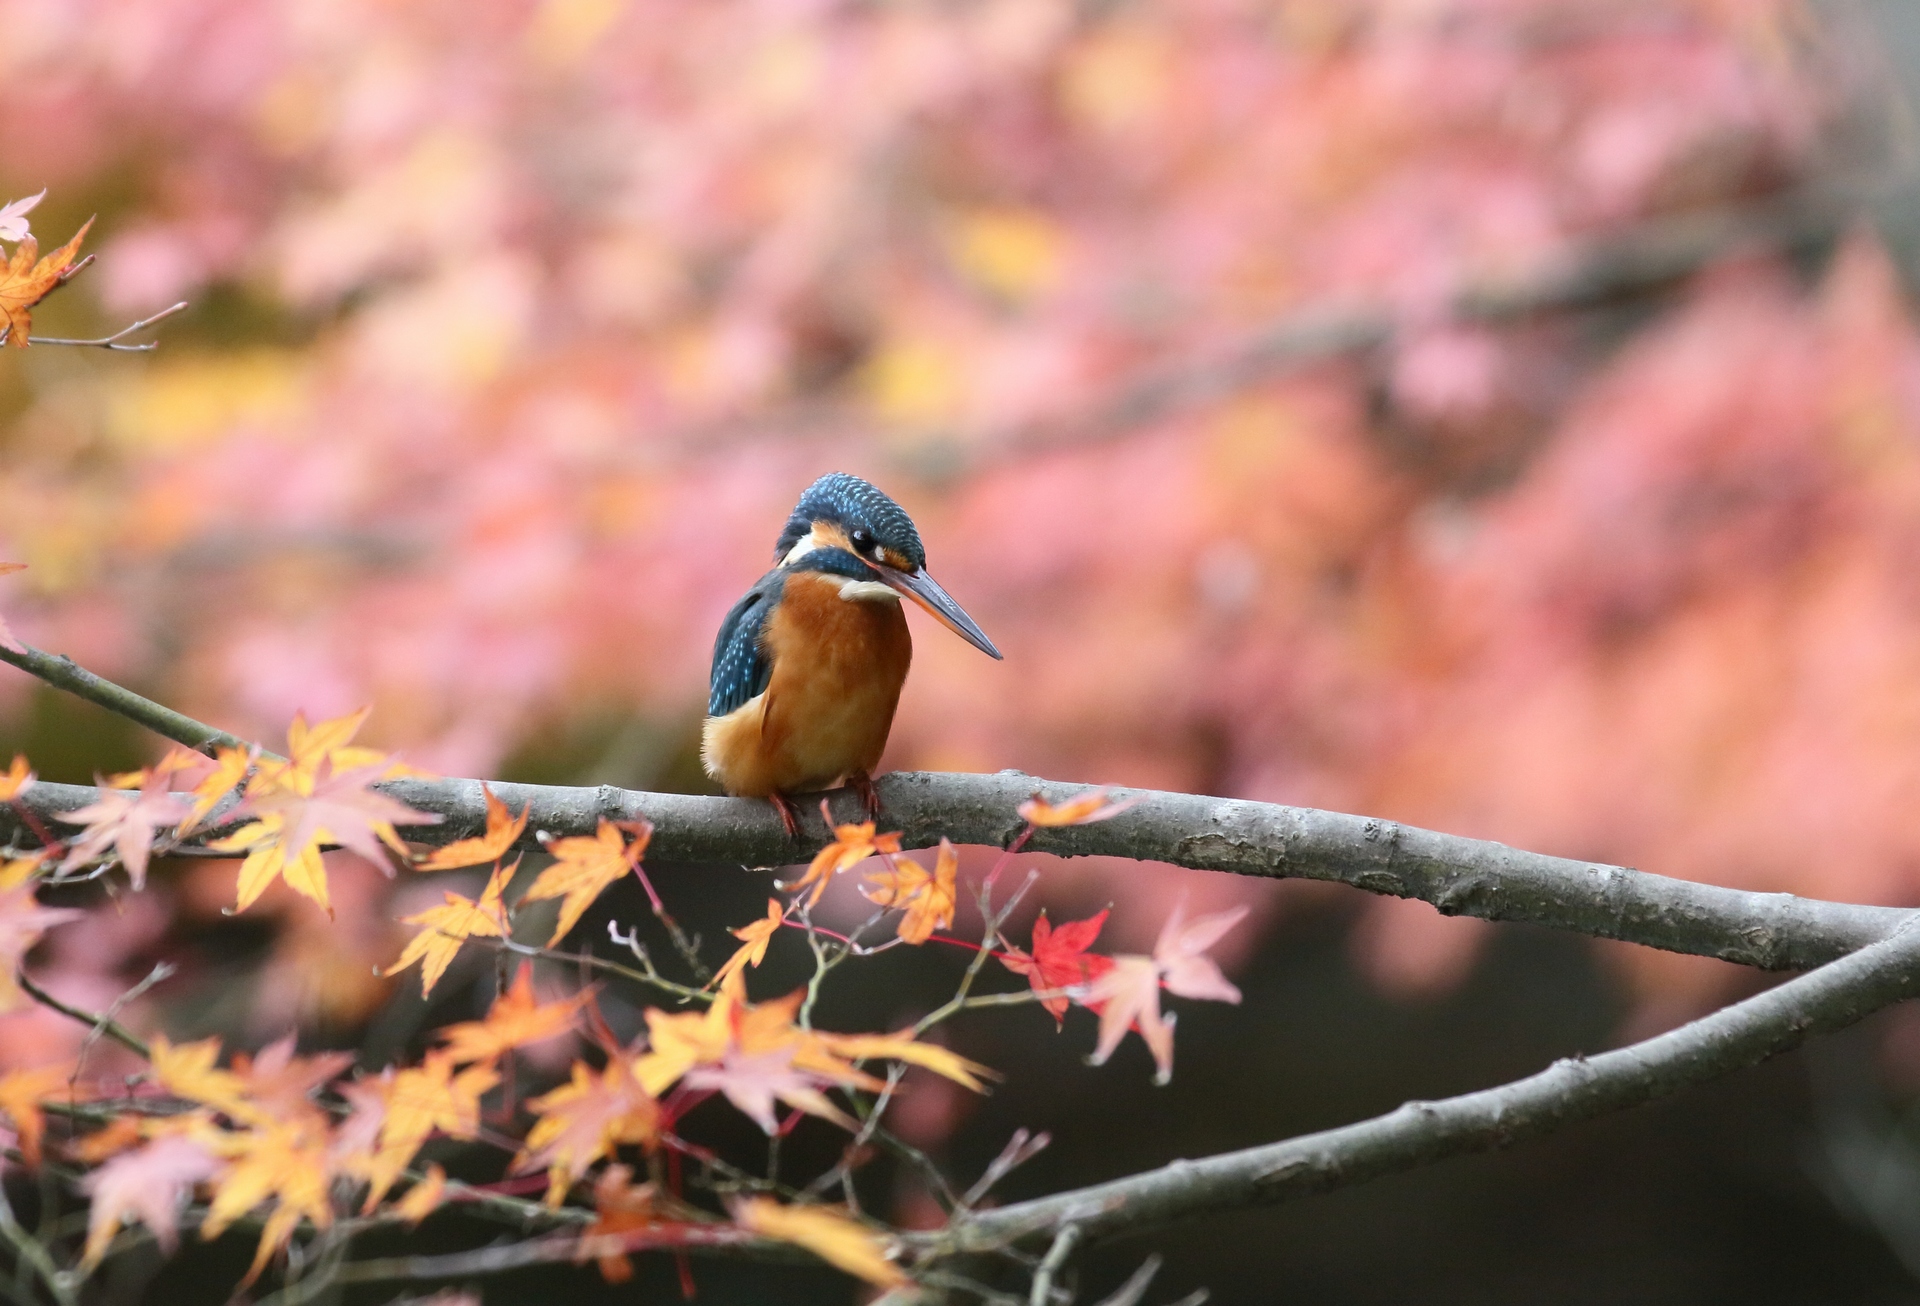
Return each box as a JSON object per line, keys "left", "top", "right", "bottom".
{"left": 848, "top": 771, "right": 881, "bottom": 822}
{"left": 769, "top": 791, "right": 803, "bottom": 840}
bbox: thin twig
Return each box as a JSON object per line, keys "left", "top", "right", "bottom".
{"left": 71, "top": 962, "right": 172, "bottom": 1087}
{"left": 26, "top": 301, "right": 188, "bottom": 351}
{"left": 15, "top": 968, "right": 150, "bottom": 1059}
{"left": 0, "top": 641, "right": 262, "bottom": 759}
{"left": 1028, "top": 1223, "right": 1081, "bottom": 1306}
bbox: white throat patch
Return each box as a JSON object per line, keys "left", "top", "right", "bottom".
{"left": 839, "top": 579, "right": 901, "bottom": 603}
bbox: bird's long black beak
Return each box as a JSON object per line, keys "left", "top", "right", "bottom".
{"left": 883, "top": 566, "right": 1003, "bottom": 659}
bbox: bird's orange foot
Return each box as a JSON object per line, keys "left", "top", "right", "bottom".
{"left": 768, "top": 791, "right": 803, "bottom": 840}
{"left": 848, "top": 771, "right": 881, "bottom": 822}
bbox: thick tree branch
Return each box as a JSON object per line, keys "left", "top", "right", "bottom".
{"left": 934, "top": 917, "right": 1920, "bottom": 1251}
{"left": 3, "top": 768, "right": 1908, "bottom": 973}
{"left": 0, "top": 642, "right": 257, "bottom": 756}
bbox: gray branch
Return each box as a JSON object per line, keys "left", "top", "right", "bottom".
{"left": 6, "top": 768, "right": 1908, "bottom": 972}
{"left": 934, "top": 916, "right": 1920, "bottom": 1251}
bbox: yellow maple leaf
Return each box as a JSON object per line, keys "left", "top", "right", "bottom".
{"left": 147, "top": 1035, "right": 258, "bottom": 1125}
{"left": 392, "top": 1162, "right": 446, "bottom": 1225}
{"left": 808, "top": 1030, "right": 993, "bottom": 1094}
{"left": 386, "top": 859, "right": 514, "bottom": 997}
{"left": 0, "top": 754, "right": 34, "bottom": 801}
{"left": 783, "top": 804, "right": 902, "bottom": 908}
{"left": 863, "top": 838, "right": 959, "bottom": 945}
{"left": 733, "top": 1197, "right": 905, "bottom": 1288}
{"left": 522, "top": 818, "right": 648, "bottom": 946}
{"left": 356, "top": 1051, "right": 499, "bottom": 1209}
{"left": 0, "top": 1062, "right": 75, "bottom": 1167}
{"left": 0, "top": 849, "right": 46, "bottom": 892}
{"left": 197, "top": 1119, "right": 334, "bottom": 1286}
{"left": 711, "top": 898, "right": 785, "bottom": 989}
{"left": 1018, "top": 788, "right": 1139, "bottom": 827}
{"left": 437, "top": 961, "right": 588, "bottom": 1064}
{"left": 414, "top": 784, "right": 527, "bottom": 870}
{"left": 180, "top": 745, "right": 251, "bottom": 832}
{"left": 0, "top": 218, "right": 92, "bottom": 347}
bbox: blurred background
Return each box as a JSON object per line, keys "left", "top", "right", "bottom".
{"left": 9, "top": 0, "right": 1920, "bottom": 1299}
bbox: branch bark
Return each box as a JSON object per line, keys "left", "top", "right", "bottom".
{"left": 5, "top": 768, "right": 1908, "bottom": 973}
{"left": 934, "top": 916, "right": 1920, "bottom": 1251}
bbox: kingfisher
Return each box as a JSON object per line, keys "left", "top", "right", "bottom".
{"left": 703, "top": 472, "right": 1002, "bottom": 835}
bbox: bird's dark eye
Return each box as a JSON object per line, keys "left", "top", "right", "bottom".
{"left": 849, "top": 528, "right": 875, "bottom": 554}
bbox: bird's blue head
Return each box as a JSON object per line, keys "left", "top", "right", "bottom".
{"left": 773, "top": 472, "right": 1000, "bottom": 660}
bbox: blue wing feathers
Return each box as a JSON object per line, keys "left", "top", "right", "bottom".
{"left": 708, "top": 573, "right": 780, "bottom": 716}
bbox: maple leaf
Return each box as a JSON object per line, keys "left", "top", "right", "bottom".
{"left": 56, "top": 770, "right": 192, "bottom": 889}
{"left": 415, "top": 785, "right": 527, "bottom": 870}
{"left": 1017, "top": 789, "right": 1139, "bottom": 827}
{"left": 386, "top": 858, "right": 514, "bottom": 997}
{"left": 863, "top": 837, "right": 959, "bottom": 945}
{"left": 230, "top": 1035, "right": 353, "bottom": 1124}
{"left": 711, "top": 898, "right": 784, "bottom": 989}
{"left": 1085, "top": 901, "right": 1248, "bottom": 1084}
{"left": 198, "top": 1119, "right": 336, "bottom": 1286}
{"left": 0, "top": 1062, "right": 75, "bottom": 1167}
{"left": 516, "top": 1051, "right": 660, "bottom": 1204}
{"left": 1001, "top": 908, "right": 1117, "bottom": 1025}
{"left": 148, "top": 1034, "right": 257, "bottom": 1124}
{"left": 436, "top": 962, "right": 588, "bottom": 1064}
{"left": 215, "top": 755, "right": 440, "bottom": 914}
{"left": 0, "top": 217, "right": 91, "bottom": 347}
{"left": 80, "top": 1133, "right": 220, "bottom": 1267}
{"left": 0, "top": 191, "right": 44, "bottom": 243}
{"left": 580, "top": 1163, "right": 657, "bottom": 1283}
{"left": 522, "top": 818, "right": 648, "bottom": 946}
{"left": 355, "top": 1051, "right": 500, "bottom": 1208}
{"left": 806, "top": 1031, "right": 993, "bottom": 1093}
{"left": 393, "top": 1162, "right": 447, "bottom": 1225}
{"left": 733, "top": 1197, "right": 905, "bottom": 1289}
{"left": 0, "top": 754, "right": 34, "bottom": 801}
{"left": 0, "top": 881, "right": 82, "bottom": 1011}
{"left": 684, "top": 1043, "right": 857, "bottom": 1133}
{"left": 180, "top": 745, "right": 251, "bottom": 832}
{"left": 783, "top": 803, "right": 902, "bottom": 908}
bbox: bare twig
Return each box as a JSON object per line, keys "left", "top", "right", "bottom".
{"left": 70, "top": 961, "right": 172, "bottom": 1086}
{"left": 26, "top": 301, "right": 188, "bottom": 352}
{"left": 0, "top": 641, "right": 260, "bottom": 758}
{"left": 934, "top": 919, "right": 1920, "bottom": 1252}
{"left": 15, "top": 968, "right": 150, "bottom": 1059}
{"left": 1028, "top": 1223, "right": 1081, "bottom": 1306}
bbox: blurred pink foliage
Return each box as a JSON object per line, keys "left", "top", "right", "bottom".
{"left": 0, "top": 0, "right": 1912, "bottom": 1012}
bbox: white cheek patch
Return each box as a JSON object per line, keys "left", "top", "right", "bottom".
{"left": 838, "top": 579, "right": 901, "bottom": 603}
{"left": 782, "top": 527, "right": 824, "bottom": 566}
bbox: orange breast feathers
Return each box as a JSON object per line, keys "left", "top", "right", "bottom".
{"left": 701, "top": 571, "right": 913, "bottom": 797}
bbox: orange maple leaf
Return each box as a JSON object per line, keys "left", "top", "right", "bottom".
{"left": 1017, "top": 788, "right": 1139, "bottom": 827}
{"left": 180, "top": 745, "right": 252, "bottom": 832}
{"left": 0, "top": 881, "right": 82, "bottom": 1011}
{"left": 386, "top": 858, "right": 514, "bottom": 997}
{"left": 0, "top": 755, "right": 33, "bottom": 802}
{"left": 0, "top": 1062, "right": 76, "bottom": 1167}
{"left": 515, "top": 1050, "right": 660, "bottom": 1205}
{"left": 0, "top": 218, "right": 92, "bottom": 347}
{"left": 414, "top": 784, "right": 528, "bottom": 870}
{"left": 710, "top": 898, "right": 785, "bottom": 989}
{"left": 56, "top": 770, "right": 192, "bottom": 889}
{"left": 80, "top": 1132, "right": 219, "bottom": 1267}
{"left": 436, "top": 961, "right": 589, "bottom": 1064}
{"left": 733, "top": 1197, "right": 905, "bottom": 1288}
{"left": 783, "top": 803, "right": 902, "bottom": 908}
{"left": 522, "top": 818, "right": 649, "bottom": 946}
{"left": 580, "top": 1163, "right": 658, "bottom": 1283}
{"left": 862, "top": 837, "right": 959, "bottom": 945}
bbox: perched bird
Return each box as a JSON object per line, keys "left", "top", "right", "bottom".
{"left": 703, "top": 473, "right": 1002, "bottom": 834}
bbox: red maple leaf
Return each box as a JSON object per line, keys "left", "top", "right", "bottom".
{"left": 999, "top": 909, "right": 1115, "bottom": 1025}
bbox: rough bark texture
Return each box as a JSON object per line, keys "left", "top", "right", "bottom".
{"left": 8, "top": 769, "right": 1909, "bottom": 971}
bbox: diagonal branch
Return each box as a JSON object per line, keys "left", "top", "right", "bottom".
{"left": 0, "top": 641, "right": 258, "bottom": 756}
{"left": 932, "top": 916, "right": 1920, "bottom": 1252}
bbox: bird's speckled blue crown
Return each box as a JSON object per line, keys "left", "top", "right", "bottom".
{"left": 773, "top": 473, "right": 925, "bottom": 569}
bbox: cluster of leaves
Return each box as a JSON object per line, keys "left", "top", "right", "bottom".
{"left": 0, "top": 711, "right": 1247, "bottom": 1299}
